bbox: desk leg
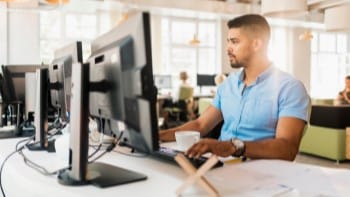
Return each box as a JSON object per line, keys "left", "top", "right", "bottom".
{"left": 174, "top": 154, "right": 219, "bottom": 197}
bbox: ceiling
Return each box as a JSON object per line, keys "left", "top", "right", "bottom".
{"left": 2, "top": 0, "right": 349, "bottom": 15}
{"left": 1, "top": 0, "right": 350, "bottom": 30}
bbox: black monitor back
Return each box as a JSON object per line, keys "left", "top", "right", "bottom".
{"left": 49, "top": 41, "right": 82, "bottom": 122}
{"left": 0, "top": 65, "right": 40, "bottom": 103}
{"left": 89, "top": 12, "right": 158, "bottom": 153}
{"left": 197, "top": 74, "right": 216, "bottom": 86}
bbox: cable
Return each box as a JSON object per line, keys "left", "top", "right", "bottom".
{"left": 88, "top": 144, "right": 102, "bottom": 159}
{"left": 113, "top": 149, "right": 149, "bottom": 158}
{"left": 0, "top": 149, "right": 17, "bottom": 197}
{"left": 88, "top": 131, "right": 123, "bottom": 163}
{"left": 0, "top": 136, "right": 32, "bottom": 197}
{"left": 15, "top": 136, "right": 34, "bottom": 151}
{"left": 17, "top": 150, "right": 68, "bottom": 177}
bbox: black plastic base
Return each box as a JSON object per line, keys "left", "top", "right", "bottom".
{"left": 58, "top": 162, "right": 147, "bottom": 188}
{"left": 26, "top": 139, "right": 56, "bottom": 152}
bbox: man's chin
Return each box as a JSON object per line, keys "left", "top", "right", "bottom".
{"left": 230, "top": 63, "right": 243, "bottom": 69}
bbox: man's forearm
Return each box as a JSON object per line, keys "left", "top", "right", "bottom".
{"left": 244, "top": 138, "right": 300, "bottom": 161}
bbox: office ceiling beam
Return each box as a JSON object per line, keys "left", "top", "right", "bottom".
{"left": 109, "top": 0, "right": 259, "bottom": 16}
{"left": 308, "top": 0, "right": 350, "bottom": 11}
{"left": 7, "top": 0, "right": 38, "bottom": 8}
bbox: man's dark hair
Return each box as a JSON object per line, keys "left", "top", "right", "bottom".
{"left": 345, "top": 75, "right": 350, "bottom": 80}
{"left": 227, "top": 14, "right": 270, "bottom": 42}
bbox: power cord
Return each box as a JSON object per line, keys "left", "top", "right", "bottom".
{"left": 88, "top": 144, "right": 102, "bottom": 159}
{"left": 88, "top": 131, "right": 123, "bottom": 163}
{"left": 0, "top": 137, "right": 33, "bottom": 197}
{"left": 112, "top": 141, "right": 149, "bottom": 158}
{"left": 0, "top": 150, "right": 17, "bottom": 197}
{"left": 112, "top": 149, "right": 149, "bottom": 158}
{"left": 17, "top": 150, "right": 69, "bottom": 177}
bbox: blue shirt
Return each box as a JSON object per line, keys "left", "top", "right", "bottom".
{"left": 212, "top": 66, "right": 309, "bottom": 141}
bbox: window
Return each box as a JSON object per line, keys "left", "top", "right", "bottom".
{"left": 310, "top": 32, "right": 350, "bottom": 98}
{"left": 40, "top": 11, "right": 112, "bottom": 64}
{"left": 160, "top": 17, "right": 219, "bottom": 87}
{"left": 268, "top": 27, "right": 288, "bottom": 71}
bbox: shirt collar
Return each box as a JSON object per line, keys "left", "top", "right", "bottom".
{"left": 237, "top": 64, "right": 274, "bottom": 86}
{"left": 256, "top": 64, "right": 274, "bottom": 83}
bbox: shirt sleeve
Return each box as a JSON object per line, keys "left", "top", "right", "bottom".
{"left": 278, "top": 80, "right": 309, "bottom": 122}
{"left": 211, "top": 85, "right": 222, "bottom": 110}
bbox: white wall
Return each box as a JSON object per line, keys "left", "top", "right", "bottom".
{"left": 0, "top": 3, "right": 7, "bottom": 65}
{"left": 289, "top": 28, "right": 311, "bottom": 93}
{"left": 8, "top": 11, "right": 40, "bottom": 64}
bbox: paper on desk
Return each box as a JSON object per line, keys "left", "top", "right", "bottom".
{"left": 205, "top": 160, "right": 339, "bottom": 197}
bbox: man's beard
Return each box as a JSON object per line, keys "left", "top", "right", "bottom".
{"left": 230, "top": 62, "right": 244, "bottom": 69}
{"left": 230, "top": 56, "right": 244, "bottom": 68}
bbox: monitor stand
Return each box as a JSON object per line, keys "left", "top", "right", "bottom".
{"left": 26, "top": 68, "right": 55, "bottom": 152}
{"left": 58, "top": 62, "right": 146, "bottom": 187}
{"left": 58, "top": 162, "right": 147, "bottom": 187}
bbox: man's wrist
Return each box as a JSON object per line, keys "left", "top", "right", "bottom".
{"left": 231, "top": 138, "right": 245, "bottom": 157}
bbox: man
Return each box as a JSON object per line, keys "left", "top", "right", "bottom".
{"left": 159, "top": 14, "right": 309, "bottom": 161}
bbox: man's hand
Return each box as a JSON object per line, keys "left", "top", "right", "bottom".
{"left": 186, "top": 139, "right": 235, "bottom": 158}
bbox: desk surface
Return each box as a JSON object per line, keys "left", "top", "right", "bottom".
{"left": 1, "top": 137, "right": 350, "bottom": 197}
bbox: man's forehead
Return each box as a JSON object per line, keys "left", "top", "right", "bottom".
{"left": 227, "top": 28, "right": 243, "bottom": 38}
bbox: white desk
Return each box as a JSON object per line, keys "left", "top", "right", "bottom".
{"left": 1, "top": 137, "right": 350, "bottom": 197}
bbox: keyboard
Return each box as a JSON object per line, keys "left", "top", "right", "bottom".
{"left": 152, "top": 147, "right": 223, "bottom": 169}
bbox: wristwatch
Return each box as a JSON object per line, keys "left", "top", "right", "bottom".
{"left": 231, "top": 138, "right": 245, "bottom": 157}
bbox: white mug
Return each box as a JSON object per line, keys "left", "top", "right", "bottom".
{"left": 175, "top": 131, "right": 200, "bottom": 151}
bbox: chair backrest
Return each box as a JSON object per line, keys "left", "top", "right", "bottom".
{"left": 178, "top": 86, "right": 194, "bottom": 101}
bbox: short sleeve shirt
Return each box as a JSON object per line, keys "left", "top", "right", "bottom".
{"left": 212, "top": 65, "right": 309, "bottom": 141}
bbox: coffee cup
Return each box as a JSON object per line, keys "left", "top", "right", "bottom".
{"left": 175, "top": 131, "right": 200, "bottom": 151}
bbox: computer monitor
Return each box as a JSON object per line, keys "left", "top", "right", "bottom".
{"left": 27, "top": 42, "right": 82, "bottom": 151}
{"left": 197, "top": 74, "right": 216, "bottom": 86}
{"left": 48, "top": 41, "right": 83, "bottom": 122}
{"left": 26, "top": 68, "right": 51, "bottom": 151}
{"left": 0, "top": 65, "right": 42, "bottom": 133}
{"left": 88, "top": 12, "right": 158, "bottom": 153}
{"left": 58, "top": 12, "right": 157, "bottom": 188}
{"left": 154, "top": 75, "right": 172, "bottom": 90}
{"left": 0, "top": 65, "right": 41, "bottom": 117}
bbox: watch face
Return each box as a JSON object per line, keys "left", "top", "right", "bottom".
{"left": 232, "top": 139, "right": 244, "bottom": 149}
{"left": 231, "top": 138, "right": 245, "bottom": 157}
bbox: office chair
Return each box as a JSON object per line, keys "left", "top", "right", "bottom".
{"left": 162, "top": 86, "right": 194, "bottom": 128}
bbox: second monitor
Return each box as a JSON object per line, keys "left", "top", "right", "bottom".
{"left": 58, "top": 11, "right": 158, "bottom": 187}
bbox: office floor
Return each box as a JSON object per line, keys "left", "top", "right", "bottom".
{"left": 295, "top": 153, "right": 350, "bottom": 169}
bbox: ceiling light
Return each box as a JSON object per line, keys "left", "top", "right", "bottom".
{"left": 46, "top": 0, "right": 69, "bottom": 4}
{"left": 189, "top": 34, "right": 200, "bottom": 46}
{"left": 298, "top": 30, "right": 313, "bottom": 41}
{"left": 324, "top": 4, "right": 350, "bottom": 32}
{"left": 115, "top": 12, "right": 129, "bottom": 26}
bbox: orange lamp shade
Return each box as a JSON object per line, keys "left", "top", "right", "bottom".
{"left": 46, "top": 0, "right": 69, "bottom": 4}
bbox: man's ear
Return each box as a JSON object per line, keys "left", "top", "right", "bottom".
{"left": 252, "top": 39, "right": 263, "bottom": 51}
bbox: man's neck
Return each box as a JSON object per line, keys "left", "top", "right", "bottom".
{"left": 243, "top": 57, "right": 270, "bottom": 86}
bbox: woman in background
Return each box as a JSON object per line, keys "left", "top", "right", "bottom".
{"left": 335, "top": 75, "right": 350, "bottom": 105}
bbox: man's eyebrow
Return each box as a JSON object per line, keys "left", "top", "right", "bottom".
{"left": 227, "top": 37, "right": 239, "bottom": 41}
